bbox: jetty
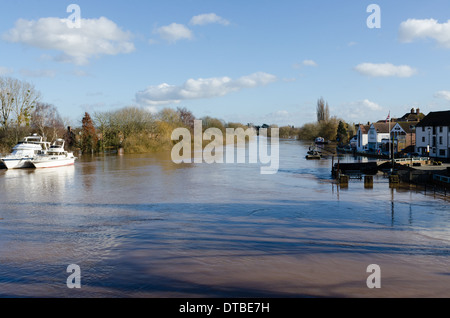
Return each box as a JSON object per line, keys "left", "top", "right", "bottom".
{"left": 332, "top": 157, "right": 430, "bottom": 176}
{"left": 331, "top": 156, "right": 450, "bottom": 191}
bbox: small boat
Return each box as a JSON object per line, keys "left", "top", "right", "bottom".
{"left": 0, "top": 134, "right": 50, "bottom": 169}
{"left": 315, "top": 137, "right": 328, "bottom": 145}
{"left": 31, "top": 139, "right": 76, "bottom": 168}
{"left": 306, "top": 150, "right": 322, "bottom": 160}
{"left": 307, "top": 144, "right": 322, "bottom": 155}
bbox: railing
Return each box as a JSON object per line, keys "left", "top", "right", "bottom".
{"left": 393, "top": 157, "right": 429, "bottom": 162}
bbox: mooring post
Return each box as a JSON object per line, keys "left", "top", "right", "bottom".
{"left": 364, "top": 175, "right": 373, "bottom": 188}
{"left": 339, "top": 174, "right": 349, "bottom": 187}
{"left": 389, "top": 174, "right": 399, "bottom": 184}
{"left": 331, "top": 156, "right": 334, "bottom": 178}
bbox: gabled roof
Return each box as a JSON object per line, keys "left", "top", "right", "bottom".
{"left": 398, "top": 112, "right": 424, "bottom": 122}
{"left": 370, "top": 122, "right": 391, "bottom": 133}
{"left": 394, "top": 121, "right": 419, "bottom": 134}
{"left": 400, "top": 113, "right": 422, "bottom": 122}
{"left": 416, "top": 111, "right": 450, "bottom": 127}
{"left": 358, "top": 124, "right": 370, "bottom": 134}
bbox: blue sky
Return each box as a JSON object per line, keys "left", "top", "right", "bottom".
{"left": 1, "top": 0, "right": 450, "bottom": 127}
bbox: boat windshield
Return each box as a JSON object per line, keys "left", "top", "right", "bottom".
{"left": 9, "top": 150, "right": 32, "bottom": 157}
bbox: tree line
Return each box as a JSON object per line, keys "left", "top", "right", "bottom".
{"left": 0, "top": 76, "right": 258, "bottom": 154}
{"left": 297, "top": 97, "right": 355, "bottom": 144}
{"left": 1, "top": 76, "right": 352, "bottom": 155}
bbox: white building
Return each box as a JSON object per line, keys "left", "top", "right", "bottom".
{"left": 356, "top": 124, "right": 370, "bottom": 152}
{"left": 415, "top": 111, "right": 450, "bottom": 159}
{"left": 367, "top": 123, "right": 390, "bottom": 153}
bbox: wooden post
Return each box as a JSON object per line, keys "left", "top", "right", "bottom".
{"left": 339, "top": 174, "right": 349, "bottom": 187}
{"left": 331, "top": 156, "right": 334, "bottom": 178}
{"left": 364, "top": 175, "right": 373, "bottom": 188}
{"left": 389, "top": 174, "right": 399, "bottom": 184}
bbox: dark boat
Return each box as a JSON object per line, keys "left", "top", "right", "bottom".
{"left": 306, "top": 150, "right": 322, "bottom": 160}
{"left": 315, "top": 137, "right": 328, "bottom": 145}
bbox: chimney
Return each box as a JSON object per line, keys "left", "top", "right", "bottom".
{"left": 416, "top": 108, "right": 420, "bottom": 114}
{"left": 411, "top": 108, "right": 415, "bottom": 114}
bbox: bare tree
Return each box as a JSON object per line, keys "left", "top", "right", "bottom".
{"left": 316, "top": 97, "right": 330, "bottom": 123}
{"left": 11, "top": 79, "right": 41, "bottom": 128}
{"left": 177, "top": 107, "right": 196, "bottom": 130}
{"left": 0, "top": 77, "right": 15, "bottom": 130}
{"left": 31, "top": 102, "right": 64, "bottom": 140}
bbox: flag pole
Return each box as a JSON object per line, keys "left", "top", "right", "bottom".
{"left": 390, "top": 112, "right": 394, "bottom": 173}
{"left": 388, "top": 111, "right": 391, "bottom": 160}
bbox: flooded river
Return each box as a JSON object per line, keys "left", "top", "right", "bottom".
{"left": 0, "top": 140, "right": 449, "bottom": 297}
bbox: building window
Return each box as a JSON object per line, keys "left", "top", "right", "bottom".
{"left": 422, "top": 127, "right": 425, "bottom": 132}
{"left": 439, "top": 136, "right": 443, "bottom": 144}
{"left": 422, "top": 136, "right": 425, "bottom": 143}
{"left": 439, "top": 126, "right": 443, "bottom": 133}
{"left": 439, "top": 149, "right": 445, "bottom": 156}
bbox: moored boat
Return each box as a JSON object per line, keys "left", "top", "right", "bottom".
{"left": 307, "top": 144, "right": 322, "bottom": 155}
{"left": 315, "top": 137, "right": 328, "bottom": 145}
{"left": 306, "top": 150, "right": 322, "bottom": 160}
{"left": 31, "top": 139, "right": 76, "bottom": 168}
{"left": 0, "top": 134, "right": 50, "bottom": 169}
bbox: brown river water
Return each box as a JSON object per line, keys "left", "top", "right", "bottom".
{"left": 0, "top": 139, "right": 449, "bottom": 297}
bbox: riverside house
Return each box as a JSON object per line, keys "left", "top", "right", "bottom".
{"left": 356, "top": 124, "right": 370, "bottom": 152}
{"left": 389, "top": 108, "right": 423, "bottom": 155}
{"left": 415, "top": 110, "right": 450, "bottom": 159}
{"left": 390, "top": 122, "right": 417, "bottom": 154}
{"left": 367, "top": 123, "right": 391, "bottom": 153}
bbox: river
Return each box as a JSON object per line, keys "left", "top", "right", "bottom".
{"left": 0, "top": 139, "right": 449, "bottom": 297}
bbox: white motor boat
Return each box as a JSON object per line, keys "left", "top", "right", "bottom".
{"left": 31, "top": 139, "right": 76, "bottom": 168}
{"left": 0, "top": 134, "right": 50, "bottom": 169}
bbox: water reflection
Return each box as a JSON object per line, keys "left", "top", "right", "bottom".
{"left": 0, "top": 166, "right": 75, "bottom": 202}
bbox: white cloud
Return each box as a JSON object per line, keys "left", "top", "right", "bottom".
{"left": 190, "top": 13, "right": 230, "bottom": 26}
{"left": 136, "top": 72, "right": 277, "bottom": 106}
{"left": 357, "top": 99, "right": 382, "bottom": 111}
{"left": 354, "top": 63, "right": 417, "bottom": 78}
{"left": 2, "top": 17, "right": 135, "bottom": 65}
{"left": 0, "top": 66, "right": 13, "bottom": 76}
{"left": 338, "top": 99, "right": 383, "bottom": 122}
{"left": 399, "top": 18, "right": 450, "bottom": 48}
{"left": 434, "top": 90, "right": 450, "bottom": 101}
{"left": 154, "top": 23, "right": 193, "bottom": 43}
{"left": 302, "top": 60, "right": 317, "bottom": 67}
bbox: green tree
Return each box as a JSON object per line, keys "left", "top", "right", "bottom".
{"left": 336, "top": 120, "right": 348, "bottom": 144}
{"left": 81, "top": 112, "right": 97, "bottom": 153}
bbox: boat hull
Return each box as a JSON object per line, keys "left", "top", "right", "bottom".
{"left": 1, "top": 158, "right": 34, "bottom": 169}
{"left": 31, "top": 158, "right": 76, "bottom": 169}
